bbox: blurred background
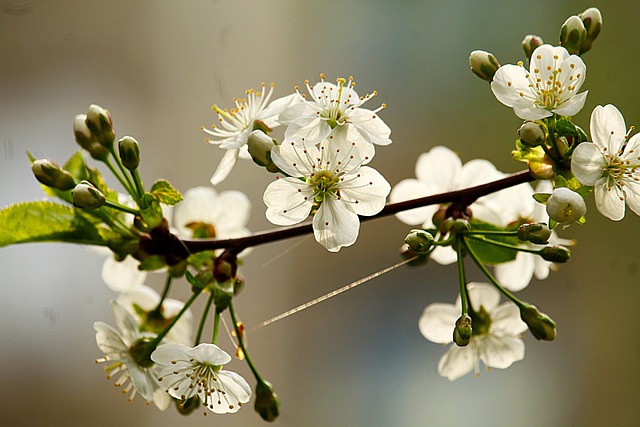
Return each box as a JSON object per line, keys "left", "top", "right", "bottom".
{"left": 2, "top": 1, "right": 640, "bottom": 426}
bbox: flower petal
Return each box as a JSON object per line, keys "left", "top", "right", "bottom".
{"left": 101, "top": 255, "right": 146, "bottom": 292}
{"left": 466, "top": 282, "right": 500, "bottom": 313}
{"left": 594, "top": 177, "right": 625, "bottom": 220}
{"left": 491, "top": 303, "right": 528, "bottom": 335}
{"left": 494, "top": 252, "right": 535, "bottom": 292}
{"left": 552, "top": 90, "right": 588, "bottom": 117}
{"left": 210, "top": 370, "right": 252, "bottom": 413}
{"left": 313, "top": 200, "right": 359, "bottom": 251}
{"left": 418, "top": 303, "right": 458, "bottom": 344}
{"left": 437, "top": 344, "right": 475, "bottom": 381}
{"left": 187, "top": 343, "right": 232, "bottom": 365}
{"left": 210, "top": 148, "right": 239, "bottom": 186}
{"left": 571, "top": 142, "right": 604, "bottom": 186}
{"left": 264, "top": 178, "right": 314, "bottom": 225}
{"left": 341, "top": 167, "right": 390, "bottom": 216}
{"left": 479, "top": 334, "right": 525, "bottom": 369}
{"left": 590, "top": 104, "right": 627, "bottom": 153}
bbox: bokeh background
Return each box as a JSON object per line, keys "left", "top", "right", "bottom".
{"left": 2, "top": 1, "right": 640, "bottom": 426}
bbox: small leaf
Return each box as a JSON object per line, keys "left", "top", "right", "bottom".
{"left": 0, "top": 201, "right": 106, "bottom": 247}
{"left": 533, "top": 193, "right": 551, "bottom": 204}
{"left": 139, "top": 193, "right": 163, "bottom": 229}
{"left": 555, "top": 118, "right": 580, "bottom": 138}
{"left": 150, "top": 180, "right": 182, "bottom": 206}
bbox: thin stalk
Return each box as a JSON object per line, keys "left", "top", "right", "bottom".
{"left": 229, "top": 301, "right": 264, "bottom": 383}
{"left": 194, "top": 292, "right": 215, "bottom": 346}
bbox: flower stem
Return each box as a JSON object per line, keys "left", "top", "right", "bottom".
{"left": 229, "top": 301, "right": 264, "bottom": 383}
{"left": 151, "top": 288, "right": 202, "bottom": 346}
{"left": 455, "top": 238, "right": 470, "bottom": 315}
{"left": 154, "top": 275, "right": 173, "bottom": 313}
{"left": 465, "top": 235, "right": 541, "bottom": 255}
{"left": 194, "top": 292, "right": 215, "bottom": 346}
{"left": 212, "top": 311, "right": 221, "bottom": 345}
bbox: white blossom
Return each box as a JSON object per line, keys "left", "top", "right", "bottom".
{"left": 94, "top": 301, "right": 170, "bottom": 410}
{"left": 418, "top": 283, "right": 527, "bottom": 381}
{"left": 546, "top": 187, "right": 587, "bottom": 224}
{"left": 152, "top": 343, "right": 251, "bottom": 414}
{"left": 264, "top": 138, "right": 389, "bottom": 252}
{"left": 101, "top": 254, "right": 147, "bottom": 293}
{"left": 571, "top": 104, "right": 640, "bottom": 220}
{"left": 279, "top": 74, "right": 391, "bottom": 147}
{"left": 203, "top": 83, "right": 298, "bottom": 185}
{"left": 491, "top": 44, "right": 587, "bottom": 120}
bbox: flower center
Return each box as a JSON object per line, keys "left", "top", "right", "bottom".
{"left": 469, "top": 305, "right": 492, "bottom": 337}
{"left": 308, "top": 170, "right": 341, "bottom": 202}
{"left": 518, "top": 54, "right": 582, "bottom": 111}
{"left": 186, "top": 221, "right": 217, "bottom": 238}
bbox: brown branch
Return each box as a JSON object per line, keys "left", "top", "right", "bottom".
{"left": 182, "top": 169, "right": 534, "bottom": 252}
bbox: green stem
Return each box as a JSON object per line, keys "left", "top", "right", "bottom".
{"left": 463, "top": 237, "right": 525, "bottom": 309}
{"left": 130, "top": 169, "right": 145, "bottom": 200}
{"left": 545, "top": 115, "right": 562, "bottom": 162}
{"left": 151, "top": 289, "right": 202, "bottom": 346}
{"left": 194, "top": 292, "right": 215, "bottom": 346}
{"left": 229, "top": 301, "right": 264, "bottom": 383}
{"left": 463, "top": 230, "right": 518, "bottom": 237}
{"left": 154, "top": 275, "right": 173, "bottom": 313}
{"left": 212, "top": 311, "right": 220, "bottom": 345}
{"left": 103, "top": 157, "right": 136, "bottom": 196}
{"left": 103, "top": 200, "right": 140, "bottom": 216}
{"left": 466, "top": 235, "right": 541, "bottom": 255}
{"left": 455, "top": 237, "right": 469, "bottom": 315}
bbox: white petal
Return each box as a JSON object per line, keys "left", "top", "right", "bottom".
{"left": 340, "top": 167, "right": 390, "bottom": 216}
{"left": 491, "top": 64, "right": 533, "bottom": 108}
{"left": 479, "top": 334, "right": 525, "bottom": 369}
{"left": 259, "top": 93, "right": 301, "bottom": 126}
{"left": 623, "top": 181, "right": 640, "bottom": 217}
{"left": 415, "top": 146, "right": 461, "bottom": 190}
{"left": 151, "top": 343, "right": 191, "bottom": 366}
{"left": 285, "top": 116, "right": 331, "bottom": 146}
{"left": 552, "top": 90, "right": 588, "bottom": 117}
{"left": 278, "top": 99, "right": 313, "bottom": 125}
{"left": 127, "top": 364, "right": 158, "bottom": 402}
{"left": 418, "top": 303, "right": 458, "bottom": 344}
{"left": 264, "top": 178, "right": 314, "bottom": 225}
{"left": 512, "top": 105, "right": 552, "bottom": 121}
{"left": 437, "top": 344, "right": 475, "bottom": 381}
{"left": 491, "top": 303, "right": 528, "bottom": 335}
{"left": 429, "top": 246, "right": 458, "bottom": 265}
{"left": 571, "top": 143, "right": 604, "bottom": 186}
{"left": 494, "top": 252, "right": 534, "bottom": 292}
{"left": 347, "top": 108, "right": 392, "bottom": 146}
{"left": 390, "top": 179, "right": 438, "bottom": 226}
{"left": 594, "top": 177, "right": 625, "bottom": 220}
{"left": 313, "top": 200, "right": 360, "bottom": 251}
{"left": 94, "top": 321, "right": 128, "bottom": 354}
{"left": 188, "top": 343, "right": 232, "bottom": 365}
{"left": 467, "top": 282, "right": 500, "bottom": 313}
{"left": 210, "top": 370, "right": 252, "bottom": 413}
{"left": 101, "top": 255, "right": 146, "bottom": 292}
{"left": 209, "top": 190, "right": 252, "bottom": 233}
{"left": 270, "top": 142, "right": 317, "bottom": 177}
{"left": 210, "top": 149, "right": 239, "bottom": 186}
{"left": 590, "top": 104, "right": 627, "bottom": 152}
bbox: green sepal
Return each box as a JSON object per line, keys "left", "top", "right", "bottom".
{"left": 188, "top": 250, "right": 217, "bottom": 270}
{"left": 465, "top": 220, "right": 520, "bottom": 265}
{"left": 576, "top": 215, "right": 587, "bottom": 225}
{"left": 150, "top": 180, "right": 183, "bottom": 206}
{"left": 212, "top": 279, "right": 234, "bottom": 312}
{"left": 139, "top": 193, "right": 163, "bottom": 229}
{"left": 0, "top": 201, "right": 106, "bottom": 247}
{"left": 138, "top": 254, "right": 167, "bottom": 271}
{"left": 555, "top": 117, "right": 580, "bottom": 138}
{"left": 511, "top": 139, "right": 546, "bottom": 163}
{"left": 549, "top": 218, "right": 559, "bottom": 230}
{"left": 533, "top": 193, "right": 551, "bottom": 204}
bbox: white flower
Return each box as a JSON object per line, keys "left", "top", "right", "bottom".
{"left": 546, "top": 187, "right": 587, "bottom": 224}
{"left": 418, "top": 283, "right": 527, "bottom": 381}
{"left": 203, "top": 83, "right": 298, "bottom": 185}
{"left": 101, "top": 254, "right": 147, "bottom": 292}
{"left": 173, "top": 186, "right": 251, "bottom": 242}
{"left": 491, "top": 44, "right": 587, "bottom": 120}
{"left": 152, "top": 343, "right": 251, "bottom": 414}
{"left": 94, "top": 301, "right": 170, "bottom": 410}
{"left": 571, "top": 104, "right": 640, "bottom": 220}
{"left": 117, "top": 284, "right": 193, "bottom": 345}
{"left": 279, "top": 74, "right": 391, "bottom": 147}
{"left": 390, "top": 146, "right": 534, "bottom": 264}
{"left": 263, "top": 138, "right": 390, "bottom": 252}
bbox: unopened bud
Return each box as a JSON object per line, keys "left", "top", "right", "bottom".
{"left": 520, "top": 304, "right": 557, "bottom": 340}
{"left": 31, "top": 159, "right": 76, "bottom": 190}
{"left": 118, "top": 136, "right": 141, "bottom": 170}
{"left": 404, "top": 229, "right": 434, "bottom": 253}
{"left": 518, "top": 121, "right": 547, "bottom": 147}
{"left": 546, "top": 187, "right": 586, "bottom": 224}
{"left": 453, "top": 315, "right": 472, "bottom": 347}
{"left": 213, "top": 250, "right": 238, "bottom": 283}
{"left": 517, "top": 222, "right": 551, "bottom": 244}
{"left": 72, "top": 180, "right": 106, "bottom": 209}
{"left": 469, "top": 50, "right": 500, "bottom": 82}
{"left": 579, "top": 7, "right": 602, "bottom": 55}
{"left": 450, "top": 218, "right": 471, "bottom": 234}
{"left": 74, "top": 114, "right": 109, "bottom": 160}
{"left": 522, "top": 35, "right": 544, "bottom": 61}
{"left": 539, "top": 246, "right": 571, "bottom": 263}
{"left": 85, "top": 104, "right": 115, "bottom": 148}
{"left": 255, "top": 380, "right": 280, "bottom": 422}
{"left": 247, "top": 130, "right": 279, "bottom": 173}
{"left": 560, "top": 15, "right": 587, "bottom": 55}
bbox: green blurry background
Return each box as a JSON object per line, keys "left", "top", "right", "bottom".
{"left": 2, "top": 1, "right": 639, "bottom": 426}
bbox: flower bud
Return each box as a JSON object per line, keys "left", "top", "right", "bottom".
{"left": 247, "top": 130, "right": 279, "bottom": 173}
{"left": 31, "top": 159, "right": 76, "bottom": 191}
{"left": 73, "top": 114, "right": 109, "bottom": 160}
{"left": 449, "top": 218, "right": 471, "bottom": 234}
{"left": 255, "top": 380, "right": 280, "bottom": 422}
{"left": 579, "top": 7, "right": 602, "bottom": 55}
{"left": 522, "top": 35, "right": 544, "bottom": 61}
{"left": 518, "top": 121, "right": 547, "bottom": 147}
{"left": 404, "top": 229, "right": 434, "bottom": 253}
{"left": 520, "top": 304, "right": 557, "bottom": 340}
{"left": 72, "top": 180, "right": 106, "bottom": 209}
{"left": 517, "top": 222, "right": 551, "bottom": 245}
{"left": 118, "top": 136, "right": 141, "bottom": 170}
{"left": 213, "top": 250, "right": 238, "bottom": 283}
{"left": 453, "top": 314, "right": 472, "bottom": 347}
{"left": 469, "top": 50, "right": 500, "bottom": 82}
{"left": 85, "top": 104, "right": 115, "bottom": 148}
{"left": 546, "top": 187, "right": 586, "bottom": 224}
{"left": 560, "top": 15, "right": 587, "bottom": 56}
{"left": 539, "top": 246, "right": 571, "bottom": 263}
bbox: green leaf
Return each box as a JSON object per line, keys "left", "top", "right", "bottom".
{"left": 533, "top": 193, "right": 551, "bottom": 204}
{"left": 555, "top": 118, "right": 580, "bottom": 138}
{"left": 139, "top": 193, "right": 163, "bottom": 229}
{"left": 0, "top": 201, "right": 106, "bottom": 247}
{"left": 466, "top": 220, "right": 519, "bottom": 265}
{"left": 150, "top": 180, "right": 183, "bottom": 206}
{"left": 511, "top": 139, "right": 546, "bottom": 163}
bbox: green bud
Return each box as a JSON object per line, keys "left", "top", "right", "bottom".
{"left": 213, "top": 250, "right": 238, "bottom": 283}
{"left": 453, "top": 314, "right": 472, "bottom": 347}
{"left": 579, "top": 7, "right": 602, "bottom": 55}
{"left": 72, "top": 180, "right": 106, "bottom": 209}
{"left": 522, "top": 35, "right": 544, "bottom": 61}
{"left": 247, "top": 130, "right": 279, "bottom": 173}
{"left": 404, "top": 229, "right": 434, "bottom": 253}
{"left": 518, "top": 121, "right": 547, "bottom": 148}
{"left": 255, "top": 380, "right": 280, "bottom": 422}
{"left": 73, "top": 114, "right": 109, "bottom": 160}
{"left": 128, "top": 338, "right": 156, "bottom": 367}
{"left": 539, "top": 245, "right": 571, "bottom": 263}
{"left": 560, "top": 15, "right": 587, "bottom": 56}
{"left": 450, "top": 218, "right": 471, "bottom": 234}
{"left": 520, "top": 304, "right": 557, "bottom": 340}
{"left": 517, "top": 222, "right": 551, "bottom": 245}
{"left": 31, "top": 159, "right": 76, "bottom": 191}
{"left": 118, "top": 136, "right": 141, "bottom": 170}
{"left": 85, "top": 104, "right": 115, "bottom": 148}
{"left": 399, "top": 243, "right": 430, "bottom": 267}
{"left": 469, "top": 50, "right": 500, "bottom": 82}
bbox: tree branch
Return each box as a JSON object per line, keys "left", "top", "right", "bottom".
{"left": 182, "top": 169, "right": 534, "bottom": 252}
